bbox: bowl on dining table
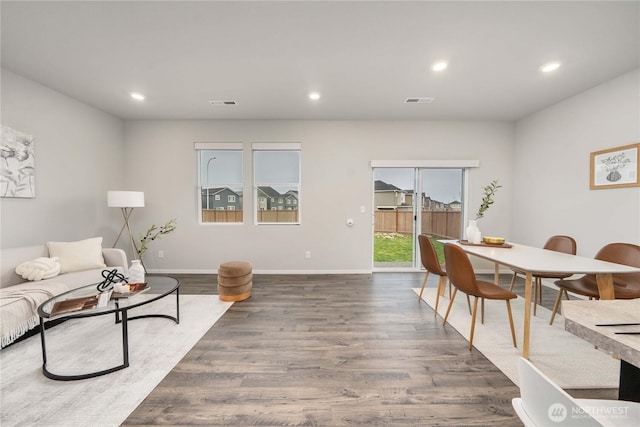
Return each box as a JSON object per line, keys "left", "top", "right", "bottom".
{"left": 483, "top": 236, "right": 505, "bottom": 245}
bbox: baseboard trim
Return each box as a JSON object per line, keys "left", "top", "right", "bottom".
{"left": 147, "top": 268, "right": 514, "bottom": 275}
{"left": 147, "top": 269, "right": 374, "bottom": 275}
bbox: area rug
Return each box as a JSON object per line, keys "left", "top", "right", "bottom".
{"left": 0, "top": 295, "right": 232, "bottom": 427}
{"left": 413, "top": 287, "right": 619, "bottom": 389}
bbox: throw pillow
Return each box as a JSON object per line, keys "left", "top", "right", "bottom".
{"left": 15, "top": 257, "right": 61, "bottom": 281}
{"left": 47, "top": 237, "right": 106, "bottom": 273}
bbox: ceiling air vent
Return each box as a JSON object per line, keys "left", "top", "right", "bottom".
{"left": 405, "top": 97, "right": 435, "bottom": 104}
{"left": 209, "top": 100, "right": 237, "bottom": 105}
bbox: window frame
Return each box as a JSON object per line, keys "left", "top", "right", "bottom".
{"left": 195, "top": 142, "right": 244, "bottom": 225}
{"left": 252, "top": 142, "right": 301, "bottom": 225}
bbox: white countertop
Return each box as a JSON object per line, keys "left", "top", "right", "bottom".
{"left": 562, "top": 299, "right": 640, "bottom": 368}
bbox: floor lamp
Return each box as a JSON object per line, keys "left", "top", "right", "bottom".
{"left": 108, "top": 191, "right": 145, "bottom": 260}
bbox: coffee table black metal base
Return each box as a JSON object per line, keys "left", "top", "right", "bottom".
{"left": 39, "top": 285, "right": 179, "bottom": 381}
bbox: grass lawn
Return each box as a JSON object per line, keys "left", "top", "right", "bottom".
{"left": 374, "top": 233, "right": 444, "bottom": 264}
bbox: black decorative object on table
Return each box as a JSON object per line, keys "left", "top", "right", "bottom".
{"left": 97, "top": 268, "right": 127, "bottom": 292}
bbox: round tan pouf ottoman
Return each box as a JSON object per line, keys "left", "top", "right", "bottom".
{"left": 217, "top": 261, "right": 252, "bottom": 302}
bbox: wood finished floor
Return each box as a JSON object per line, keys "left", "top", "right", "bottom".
{"left": 122, "top": 272, "right": 615, "bottom": 426}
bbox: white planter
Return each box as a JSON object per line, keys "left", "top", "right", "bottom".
{"left": 466, "top": 220, "right": 482, "bottom": 244}
{"left": 129, "top": 259, "right": 145, "bottom": 283}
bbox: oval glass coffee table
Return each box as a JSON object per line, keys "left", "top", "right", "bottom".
{"left": 37, "top": 275, "right": 179, "bottom": 381}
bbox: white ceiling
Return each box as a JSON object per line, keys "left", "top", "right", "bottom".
{"left": 1, "top": 1, "right": 638, "bottom": 121}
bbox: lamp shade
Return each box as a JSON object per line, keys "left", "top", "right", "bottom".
{"left": 107, "top": 191, "right": 145, "bottom": 208}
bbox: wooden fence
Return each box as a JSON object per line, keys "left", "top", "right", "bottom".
{"left": 202, "top": 209, "right": 298, "bottom": 223}
{"left": 203, "top": 208, "right": 457, "bottom": 237}
{"left": 202, "top": 210, "right": 243, "bottom": 223}
{"left": 257, "top": 210, "right": 298, "bottom": 223}
{"left": 375, "top": 210, "right": 461, "bottom": 239}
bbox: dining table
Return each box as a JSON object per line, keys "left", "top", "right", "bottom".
{"left": 562, "top": 299, "right": 640, "bottom": 402}
{"left": 446, "top": 240, "right": 640, "bottom": 359}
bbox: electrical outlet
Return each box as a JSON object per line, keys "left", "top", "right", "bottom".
{"left": 305, "top": 251, "right": 311, "bottom": 259}
{"left": 158, "top": 250, "right": 164, "bottom": 258}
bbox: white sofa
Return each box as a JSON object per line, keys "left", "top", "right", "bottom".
{"left": 0, "top": 241, "right": 128, "bottom": 347}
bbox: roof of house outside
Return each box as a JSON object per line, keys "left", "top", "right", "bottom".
{"left": 374, "top": 180, "right": 403, "bottom": 191}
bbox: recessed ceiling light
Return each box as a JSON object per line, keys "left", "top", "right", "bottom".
{"left": 308, "top": 92, "right": 321, "bottom": 100}
{"left": 432, "top": 61, "right": 448, "bottom": 72}
{"left": 540, "top": 62, "right": 561, "bottom": 73}
{"left": 209, "top": 100, "right": 237, "bottom": 105}
{"left": 405, "top": 97, "right": 435, "bottom": 104}
{"left": 130, "top": 92, "right": 145, "bottom": 101}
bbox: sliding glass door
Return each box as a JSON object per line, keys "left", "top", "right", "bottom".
{"left": 373, "top": 168, "right": 416, "bottom": 268}
{"left": 373, "top": 167, "right": 464, "bottom": 269}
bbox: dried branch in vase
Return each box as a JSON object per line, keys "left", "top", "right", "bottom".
{"left": 138, "top": 219, "right": 177, "bottom": 257}
{"left": 475, "top": 180, "right": 501, "bottom": 220}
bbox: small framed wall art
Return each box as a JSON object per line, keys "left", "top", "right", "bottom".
{"left": 590, "top": 143, "right": 639, "bottom": 190}
{"left": 1, "top": 125, "right": 35, "bottom": 198}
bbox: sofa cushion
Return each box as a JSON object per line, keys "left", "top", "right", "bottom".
{"left": 47, "top": 237, "right": 106, "bottom": 273}
{"left": 15, "top": 257, "right": 61, "bottom": 281}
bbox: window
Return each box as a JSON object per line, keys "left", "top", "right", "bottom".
{"left": 195, "top": 143, "right": 243, "bottom": 223}
{"left": 253, "top": 143, "right": 301, "bottom": 224}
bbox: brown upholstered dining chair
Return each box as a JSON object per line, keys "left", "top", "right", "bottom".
{"left": 549, "top": 242, "right": 640, "bottom": 325}
{"left": 417, "top": 234, "right": 449, "bottom": 316}
{"left": 442, "top": 243, "right": 518, "bottom": 351}
{"left": 509, "top": 235, "right": 576, "bottom": 315}
{"left": 418, "top": 235, "right": 472, "bottom": 317}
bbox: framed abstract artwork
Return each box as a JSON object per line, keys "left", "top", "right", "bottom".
{"left": 1, "top": 125, "right": 35, "bottom": 198}
{"left": 590, "top": 143, "right": 639, "bottom": 190}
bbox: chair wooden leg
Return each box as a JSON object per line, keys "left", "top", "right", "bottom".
{"left": 443, "top": 288, "right": 458, "bottom": 326}
{"left": 533, "top": 278, "right": 539, "bottom": 316}
{"left": 469, "top": 296, "right": 479, "bottom": 351}
{"left": 481, "top": 297, "right": 485, "bottom": 324}
{"left": 506, "top": 300, "right": 517, "bottom": 348}
{"left": 434, "top": 276, "right": 447, "bottom": 317}
{"left": 539, "top": 279, "right": 543, "bottom": 303}
{"left": 509, "top": 272, "right": 517, "bottom": 291}
{"left": 549, "top": 288, "right": 564, "bottom": 325}
{"left": 465, "top": 295, "right": 472, "bottom": 315}
{"left": 418, "top": 271, "right": 429, "bottom": 302}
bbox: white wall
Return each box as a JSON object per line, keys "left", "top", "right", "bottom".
{"left": 0, "top": 69, "right": 126, "bottom": 249}
{"left": 513, "top": 69, "right": 640, "bottom": 257}
{"left": 124, "top": 120, "right": 514, "bottom": 273}
{"left": 5, "top": 66, "right": 637, "bottom": 272}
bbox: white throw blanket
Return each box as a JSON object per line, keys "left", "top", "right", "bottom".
{"left": 15, "top": 257, "right": 61, "bottom": 281}
{"left": 0, "top": 282, "right": 69, "bottom": 347}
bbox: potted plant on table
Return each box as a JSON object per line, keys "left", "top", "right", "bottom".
{"left": 467, "top": 180, "right": 501, "bottom": 243}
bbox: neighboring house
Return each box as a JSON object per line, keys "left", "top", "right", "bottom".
{"left": 375, "top": 181, "right": 457, "bottom": 211}
{"left": 448, "top": 200, "right": 462, "bottom": 211}
{"left": 202, "top": 187, "right": 242, "bottom": 210}
{"left": 422, "top": 196, "right": 446, "bottom": 211}
{"left": 374, "top": 180, "right": 408, "bottom": 210}
{"left": 283, "top": 190, "right": 299, "bottom": 210}
{"left": 258, "top": 186, "right": 286, "bottom": 210}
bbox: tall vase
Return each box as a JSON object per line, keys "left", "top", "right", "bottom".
{"left": 129, "top": 259, "right": 145, "bottom": 283}
{"left": 466, "top": 220, "right": 482, "bottom": 244}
